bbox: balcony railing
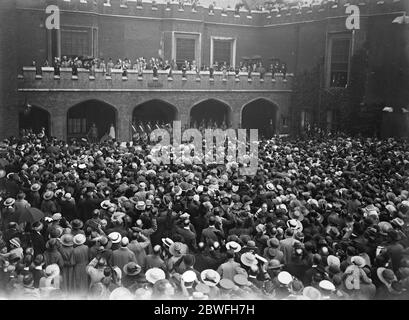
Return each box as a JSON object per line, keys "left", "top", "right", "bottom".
{"left": 18, "top": 67, "right": 293, "bottom": 91}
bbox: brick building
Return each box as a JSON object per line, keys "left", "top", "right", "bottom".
{"left": 0, "top": 0, "right": 408, "bottom": 141}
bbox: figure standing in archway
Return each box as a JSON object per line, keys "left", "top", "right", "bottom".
{"left": 88, "top": 123, "right": 98, "bottom": 143}
{"left": 109, "top": 123, "right": 116, "bottom": 140}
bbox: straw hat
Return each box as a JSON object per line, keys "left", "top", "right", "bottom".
{"left": 182, "top": 270, "right": 197, "bottom": 283}
{"left": 145, "top": 268, "right": 166, "bottom": 284}
{"left": 277, "top": 271, "right": 293, "bottom": 285}
{"left": 226, "top": 241, "right": 242, "bottom": 253}
{"left": 240, "top": 252, "right": 258, "bottom": 267}
{"left": 169, "top": 242, "right": 188, "bottom": 257}
{"left": 200, "top": 269, "right": 221, "bottom": 287}
{"left": 108, "top": 232, "right": 122, "bottom": 244}
{"left": 73, "top": 234, "right": 86, "bottom": 246}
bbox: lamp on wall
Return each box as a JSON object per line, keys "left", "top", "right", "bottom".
{"left": 392, "top": 12, "right": 409, "bottom": 24}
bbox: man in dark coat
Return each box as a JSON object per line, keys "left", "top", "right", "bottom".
{"left": 30, "top": 221, "right": 46, "bottom": 257}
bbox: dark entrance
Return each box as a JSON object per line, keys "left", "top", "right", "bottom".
{"left": 190, "top": 99, "right": 231, "bottom": 128}
{"left": 67, "top": 100, "right": 117, "bottom": 141}
{"left": 133, "top": 100, "right": 178, "bottom": 125}
{"left": 242, "top": 99, "right": 278, "bottom": 139}
{"left": 19, "top": 106, "right": 50, "bottom": 136}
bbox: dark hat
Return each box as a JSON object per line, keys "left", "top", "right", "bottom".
{"left": 183, "top": 254, "right": 196, "bottom": 267}
{"left": 123, "top": 262, "right": 142, "bottom": 276}
{"left": 71, "top": 219, "right": 84, "bottom": 229}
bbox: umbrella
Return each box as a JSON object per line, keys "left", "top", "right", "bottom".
{"left": 12, "top": 207, "right": 45, "bottom": 224}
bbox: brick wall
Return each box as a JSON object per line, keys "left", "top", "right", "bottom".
{"left": 0, "top": 0, "right": 19, "bottom": 139}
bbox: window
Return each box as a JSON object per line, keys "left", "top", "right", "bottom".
{"left": 68, "top": 118, "right": 87, "bottom": 134}
{"left": 176, "top": 38, "right": 196, "bottom": 68}
{"left": 213, "top": 40, "right": 232, "bottom": 66}
{"left": 210, "top": 37, "right": 236, "bottom": 68}
{"left": 329, "top": 37, "right": 351, "bottom": 88}
{"left": 61, "top": 28, "right": 91, "bottom": 57}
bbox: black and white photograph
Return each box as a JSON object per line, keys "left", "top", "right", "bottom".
{"left": 0, "top": 0, "right": 409, "bottom": 307}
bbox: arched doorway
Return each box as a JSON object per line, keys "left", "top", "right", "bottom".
{"left": 190, "top": 99, "right": 232, "bottom": 128}
{"left": 241, "top": 98, "right": 278, "bottom": 139}
{"left": 19, "top": 106, "right": 50, "bottom": 136}
{"left": 67, "top": 100, "right": 117, "bottom": 141}
{"left": 132, "top": 99, "right": 178, "bottom": 131}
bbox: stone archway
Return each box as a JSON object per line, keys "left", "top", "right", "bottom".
{"left": 241, "top": 98, "right": 278, "bottom": 139}
{"left": 133, "top": 99, "right": 178, "bottom": 125}
{"left": 67, "top": 100, "right": 118, "bottom": 141}
{"left": 19, "top": 105, "right": 51, "bottom": 136}
{"left": 190, "top": 99, "right": 232, "bottom": 128}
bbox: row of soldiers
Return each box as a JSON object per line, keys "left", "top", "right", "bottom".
{"left": 131, "top": 119, "right": 231, "bottom": 144}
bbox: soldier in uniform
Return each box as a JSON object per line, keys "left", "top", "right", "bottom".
{"left": 87, "top": 123, "right": 98, "bottom": 143}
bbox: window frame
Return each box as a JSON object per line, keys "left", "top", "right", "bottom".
{"left": 210, "top": 36, "right": 237, "bottom": 68}
{"left": 325, "top": 32, "right": 353, "bottom": 88}
{"left": 172, "top": 32, "right": 201, "bottom": 69}
{"left": 60, "top": 25, "right": 97, "bottom": 58}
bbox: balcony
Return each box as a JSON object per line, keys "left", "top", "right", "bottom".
{"left": 18, "top": 67, "right": 293, "bottom": 92}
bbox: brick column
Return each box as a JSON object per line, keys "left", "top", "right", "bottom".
{"left": 117, "top": 104, "right": 132, "bottom": 142}
{"left": 0, "top": 0, "right": 18, "bottom": 139}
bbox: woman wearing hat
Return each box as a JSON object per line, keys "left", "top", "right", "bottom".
{"left": 376, "top": 267, "right": 399, "bottom": 299}
{"left": 72, "top": 234, "right": 89, "bottom": 294}
{"left": 1, "top": 198, "right": 16, "bottom": 231}
{"left": 44, "top": 238, "right": 64, "bottom": 271}
{"left": 59, "top": 234, "right": 75, "bottom": 292}
{"left": 28, "top": 183, "right": 41, "bottom": 209}
{"left": 70, "top": 219, "right": 85, "bottom": 237}
{"left": 39, "top": 264, "right": 62, "bottom": 298}
{"left": 40, "top": 191, "right": 57, "bottom": 217}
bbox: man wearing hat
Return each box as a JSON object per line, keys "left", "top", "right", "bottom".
{"left": 128, "top": 227, "right": 152, "bottom": 272}
{"left": 175, "top": 218, "right": 197, "bottom": 252}
{"left": 30, "top": 221, "right": 46, "bottom": 257}
{"left": 40, "top": 191, "right": 57, "bottom": 217}
{"left": 28, "top": 183, "right": 42, "bottom": 209}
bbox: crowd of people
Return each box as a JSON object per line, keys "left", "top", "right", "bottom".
{"left": 0, "top": 129, "right": 408, "bottom": 300}
{"left": 33, "top": 55, "right": 287, "bottom": 79}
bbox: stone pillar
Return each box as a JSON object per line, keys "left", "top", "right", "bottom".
{"left": 117, "top": 104, "right": 132, "bottom": 142}
{"left": 49, "top": 107, "right": 66, "bottom": 140}
{"left": 230, "top": 100, "right": 242, "bottom": 129}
